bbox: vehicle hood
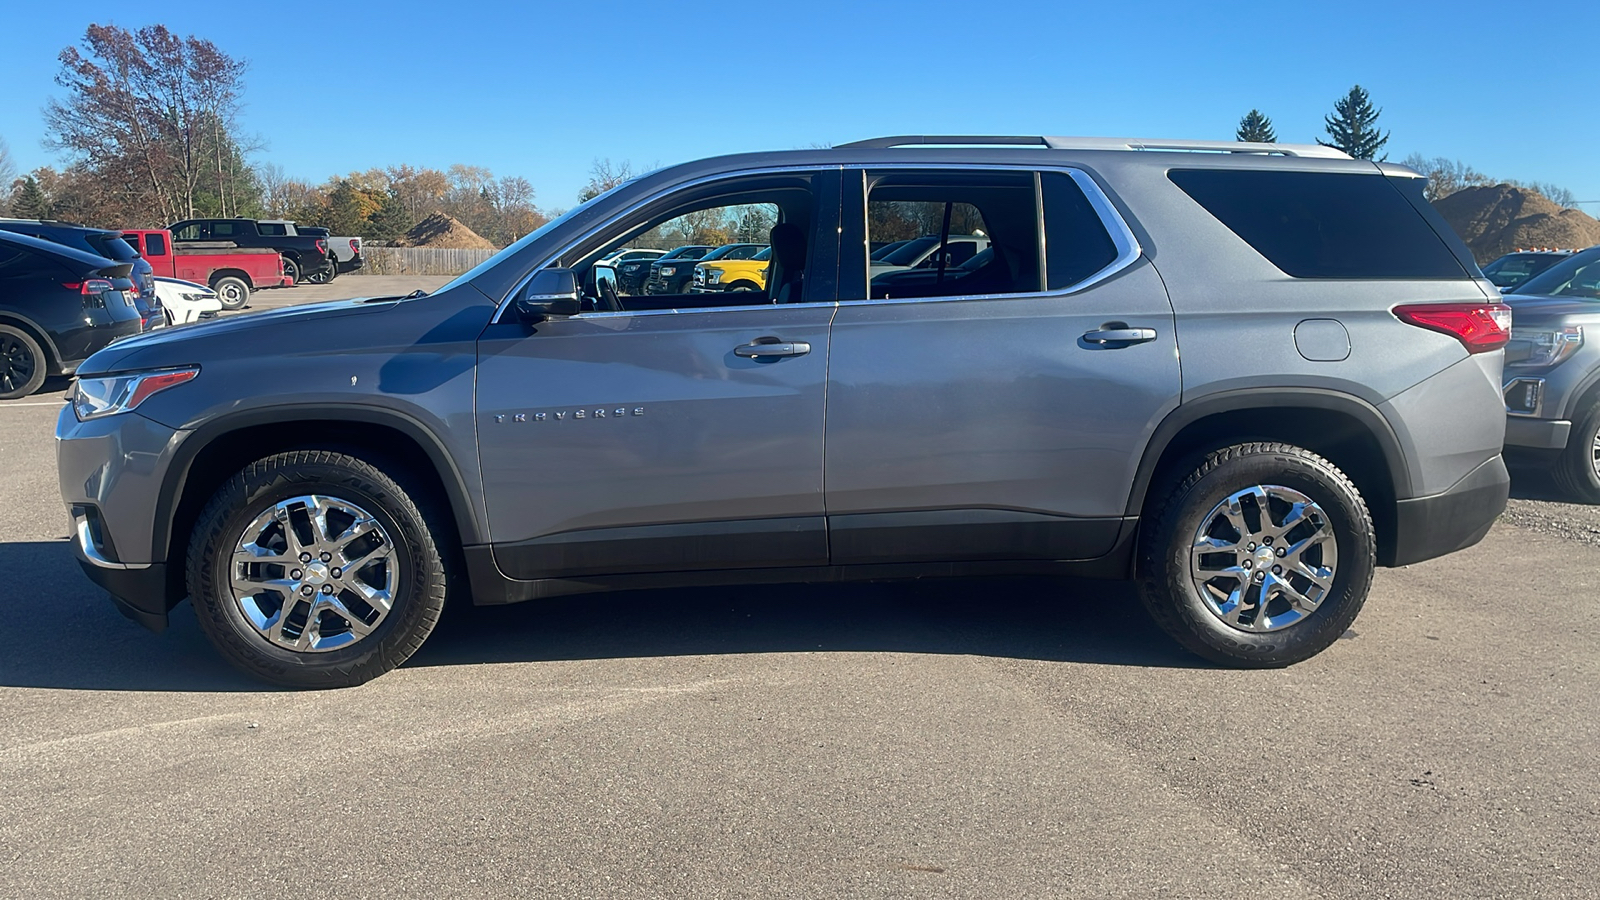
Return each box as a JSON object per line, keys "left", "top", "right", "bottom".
{"left": 1503, "top": 294, "right": 1600, "bottom": 323}
{"left": 78, "top": 296, "right": 398, "bottom": 376}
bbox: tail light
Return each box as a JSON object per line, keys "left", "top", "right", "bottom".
{"left": 64, "top": 279, "right": 115, "bottom": 295}
{"left": 349, "top": 239, "right": 360, "bottom": 255}
{"left": 316, "top": 238, "right": 328, "bottom": 254}
{"left": 1393, "top": 302, "right": 1513, "bottom": 354}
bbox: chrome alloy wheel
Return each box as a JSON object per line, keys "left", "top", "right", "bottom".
{"left": 230, "top": 494, "right": 399, "bottom": 652}
{"left": 1590, "top": 429, "right": 1600, "bottom": 479}
{"left": 1189, "top": 485, "right": 1338, "bottom": 633}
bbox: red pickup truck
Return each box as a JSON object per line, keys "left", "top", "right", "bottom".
{"left": 120, "top": 229, "right": 293, "bottom": 310}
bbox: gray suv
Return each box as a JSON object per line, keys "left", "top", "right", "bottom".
{"left": 57, "top": 135, "right": 1512, "bottom": 687}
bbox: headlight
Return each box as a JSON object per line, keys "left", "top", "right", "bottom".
{"left": 1509, "top": 326, "right": 1583, "bottom": 368}
{"left": 706, "top": 269, "right": 723, "bottom": 283}
{"left": 73, "top": 367, "right": 200, "bottom": 421}
{"left": 660, "top": 266, "right": 676, "bottom": 276}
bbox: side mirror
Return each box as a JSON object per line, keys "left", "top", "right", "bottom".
{"left": 515, "top": 268, "right": 581, "bottom": 325}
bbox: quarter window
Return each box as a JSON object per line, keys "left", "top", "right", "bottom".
{"left": 1169, "top": 169, "right": 1466, "bottom": 279}
{"left": 1042, "top": 172, "right": 1119, "bottom": 290}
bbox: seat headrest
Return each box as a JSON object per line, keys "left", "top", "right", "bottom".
{"left": 769, "top": 223, "right": 807, "bottom": 270}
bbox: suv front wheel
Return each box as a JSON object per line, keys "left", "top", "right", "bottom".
{"left": 1137, "top": 443, "right": 1375, "bottom": 668}
{"left": 186, "top": 450, "right": 449, "bottom": 687}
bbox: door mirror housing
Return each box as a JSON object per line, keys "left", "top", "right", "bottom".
{"left": 515, "top": 268, "right": 581, "bottom": 325}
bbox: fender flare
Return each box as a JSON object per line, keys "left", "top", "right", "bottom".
{"left": 151, "top": 404, "right": 484, "bottom": 562}
{"left": 1124, "top": 387, "right": 1414, "bottom": 517}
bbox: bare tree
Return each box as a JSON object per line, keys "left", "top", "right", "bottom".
{"left": 0, "top": 136, "right": 14, "bottom": 212}
{"left": 578, "top": 158, "right": 636, "bottom": 203}
{"left": 45, "top": 24, "right": 252, "bottom": 223}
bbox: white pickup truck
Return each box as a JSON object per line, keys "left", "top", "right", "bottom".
{"left": 257, "top": 220, "right": 363, "bottom": 282}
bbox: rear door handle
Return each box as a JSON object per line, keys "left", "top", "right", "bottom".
{"left": 1082, "top": 327, "right": 1157, "bottom": 346}
{"left": 735, "top": 337, "right": 811, "bottom": 359}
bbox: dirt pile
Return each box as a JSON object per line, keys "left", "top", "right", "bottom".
{"left": 392, "top": 213, "right": 497, "bottom": 250}
{"left": 1433, "top": 185, "right": 1600, "bottom": 264}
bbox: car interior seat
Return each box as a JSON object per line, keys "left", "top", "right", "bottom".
{"left": 768, "top": 223, "right": 807, "bottom": 303}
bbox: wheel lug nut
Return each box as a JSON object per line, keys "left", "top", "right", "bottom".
{"left": 1255, "top": 571, "right": 1264, "bottom": 581}
{"left": 299, "top": 553, "right": 312, "bottom": 563}
{"left": 330, "top": 568, "right": 342, "bottom": 579}
{"left": 1246, "top": 543, "right": 1256, "bottom": 551}
{"left": 1273, "top": 565, "right": 1283, "bottom": 575}
{"left": 1276, "top": 548, "right": 1286, "bottom": 557}
{"left": 1243, "top": 559, "right": 1253, "bottom": 568}
{"left": 1263, "top": 537, "right": 1273, "bottom": 546}
{"left": 290, "top": 569, "right": 302, "bottom": 580}
{"left": 301, "top": 585, "right": 314, "bottom": 597}
{"left": 320, "top": 552, "right": 332, "bottom": 563}
{"left": 321, "top": 584, "right": 334, "bottom": 595}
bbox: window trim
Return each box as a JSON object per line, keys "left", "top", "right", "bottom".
{"left": 493, "top": 165, "right": 842, "bottom": 324}
{"left": 847, "top": 163, "right": 1142, "bottom": 307}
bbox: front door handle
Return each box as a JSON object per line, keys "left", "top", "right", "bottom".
{"left": 735, "top": 337, "right": 811, "bottom": 359}
{"left": 1082, "top": 326, "right": 1157, "bottom": 346}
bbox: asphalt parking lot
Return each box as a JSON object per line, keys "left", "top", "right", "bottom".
{"left": 1, "top": 277, "right": 1597, "bottom": 898}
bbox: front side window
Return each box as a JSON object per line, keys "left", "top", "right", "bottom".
{"left": 542, "top": 172, "right": 822, "bottom": 312}
{"left": 862, "top": 170, "right": 1040, "bottom": 301}
{"left": 145, "top": 233, "right": 167, "bottom": 256}
{"left": 171, "top": 222, "right": 205, "bottom": 241}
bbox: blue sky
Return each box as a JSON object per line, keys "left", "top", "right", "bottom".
{"left": 3, "top": 0, "right": 1597, "bottom": 212}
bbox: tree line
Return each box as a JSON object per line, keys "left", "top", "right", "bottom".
{"left": 1235, "top": 85, "right": 1578, "bottom": 207}
{"left": 0, "top": 24, "right": 551, "bottom": 247}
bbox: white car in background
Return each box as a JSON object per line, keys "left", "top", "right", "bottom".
{"left": 597, "top": 247, "right": 667, "bottom": 268}
{"left": 152, "top": 276, "right": 224, "bottom": 325}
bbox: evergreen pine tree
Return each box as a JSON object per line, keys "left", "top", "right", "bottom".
{"left": 10, "top": 176, "right": 49, "bottom": 219}
{"left": 1236, "top": 109, "right": 1277, "bottom": 143}
{"left": 1318, "top": 85, "right": 1390, "bottom": 160}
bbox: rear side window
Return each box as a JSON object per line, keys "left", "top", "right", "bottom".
{"left": 86, "top": 233, "right": 139, "bottom": 261}
{"left": 1169, "top": 169, "right": 1466, "bottom": 279}
{"left": 213, "top": 222, "right": 240, "bottom": 237}
{"left": 257, "top": 223, "right": 287, "bottom": 236}
{"left": 1042, "top": 172, "right": 1119, "bottom": 290}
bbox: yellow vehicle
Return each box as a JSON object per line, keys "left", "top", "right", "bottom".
{"left": 691, "top": 246, "right": 771, "bottom": 294}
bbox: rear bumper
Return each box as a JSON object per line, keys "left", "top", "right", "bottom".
{"left": 336, "top": 256, "right": 364, "bottom": 274}
{"left": 1385, "top": 454, "right": 1509, "bottom": 567}
{"left": 1504, "top": 415, "right": 1571, "bottom": 450}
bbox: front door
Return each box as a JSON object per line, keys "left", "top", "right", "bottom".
{"left": 476, "top": 171, "right": 839, "bottom": 580}
{"left": 823, "top": 167, "right": 1180, "bottom": 565}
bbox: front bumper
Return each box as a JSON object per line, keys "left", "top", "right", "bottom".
{"left": 1385, "top": 454, "right": 1509, "bottom": 567}
{"left": 1504, "top": 416, "right": 1571, "bottom": 450}
{"left": 57, "top": 405, "right": 186, "bottom": 630}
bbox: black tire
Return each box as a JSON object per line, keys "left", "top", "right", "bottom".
{"left": 0, "top": 324, "right": 48, "bottom": 400}
{"left": 726, "top": 280, "right": 761, "bottom": 293}
{"left": 186, "top": 450, "right": 450, "bottom": 688}
{"left": 1551, "top": 400, "right": 1600, "bottom": 503}
{"left": 213, "top": 276, "right": 250, "bottom": 310}
{"left": 281, "top": 255, "right": 301, "bottom": 284}
{"left": 1136, "top": 442, "right": 1375, "bottom": 668}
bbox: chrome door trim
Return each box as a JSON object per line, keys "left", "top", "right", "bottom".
{"left": 844, "top": 163, "right": 1145, "bottom": 305}
{"left": 493, "top": 164, "right": 843, "bottom": 325}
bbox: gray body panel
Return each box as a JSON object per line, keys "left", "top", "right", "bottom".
{"left": 824, "top": 260, "right": 1178, "bottom": 529}
{"left": 1499, "top": 294, "right": 1600, "bottom": 449}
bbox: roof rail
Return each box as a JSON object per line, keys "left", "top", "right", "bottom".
{"left": 835, "top": 135, "right": 1351, "bottom": 159}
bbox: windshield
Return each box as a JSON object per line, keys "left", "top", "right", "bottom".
{"left": 879, "top": 236, "right": 940, "bottom": 267}
{"left": 1511, "top": 247, "right": 1600, "bottom": 299}
{"left": 86, "top": 233, "right": 140, "bottom": 261}
{"left": 701, "top": 244, "right": 764, "bottom": 262}
{"left": 871, "top": 240, "right": 909, "bottom": 260}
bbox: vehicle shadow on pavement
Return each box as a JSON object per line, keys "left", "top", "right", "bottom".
{"left": 0, "top": 540, "right": 262, "bottom": 692}
{"left": 0, "top": 541, "right": 1203, "bottom": 692}
{"left": 410, "top": 576, "right": 1205, "bottom": 672}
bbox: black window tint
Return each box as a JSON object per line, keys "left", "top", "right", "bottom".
{"left": 145, "top": 233, "right": 166, "bottom": 256}
{"left": 257, "top": 223, "right": 287, "bottom": 236}
{"left": 213, "top": 222, "right": 238, "bottom": 237}
{"left": 1042, "top": 172, "right": 1119, "bottom": 290}
{"left": 1169, "top": 169, "right": 1465, "bottom": 279}
{"left": 86, "top": 233, "right": 139, "bottom": 261}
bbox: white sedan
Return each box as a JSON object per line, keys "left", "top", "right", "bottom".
{"left": 152, "top": 277, "right": 224, "bottom": 325}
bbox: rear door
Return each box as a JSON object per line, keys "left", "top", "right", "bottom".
{"left": 823, "top": 166, "right": 1179, "bottom": 564}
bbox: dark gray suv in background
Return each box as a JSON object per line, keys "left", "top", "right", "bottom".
{"left": 57, "top": 135, "right": 1512, "bottom": 687}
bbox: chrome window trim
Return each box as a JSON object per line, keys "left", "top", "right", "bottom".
{"left": 558, "top": 300, "right": 841, "bottom": 320}
{"left": 846, "top": 163, "right": 1144, "bottom": 306}
{"left": 493, "top": 164, "right": 842, "bottom": 324}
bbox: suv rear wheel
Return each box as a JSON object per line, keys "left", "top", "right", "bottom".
{"left": 186, "top": 450, "right": 449, "bottom": 688}
{"left": 1137, "top": 443, "right": 1375, "bottom": 667}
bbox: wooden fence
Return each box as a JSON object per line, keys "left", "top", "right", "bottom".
{"left": 359, "top": 247, "right": 498, "bottom": 276}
